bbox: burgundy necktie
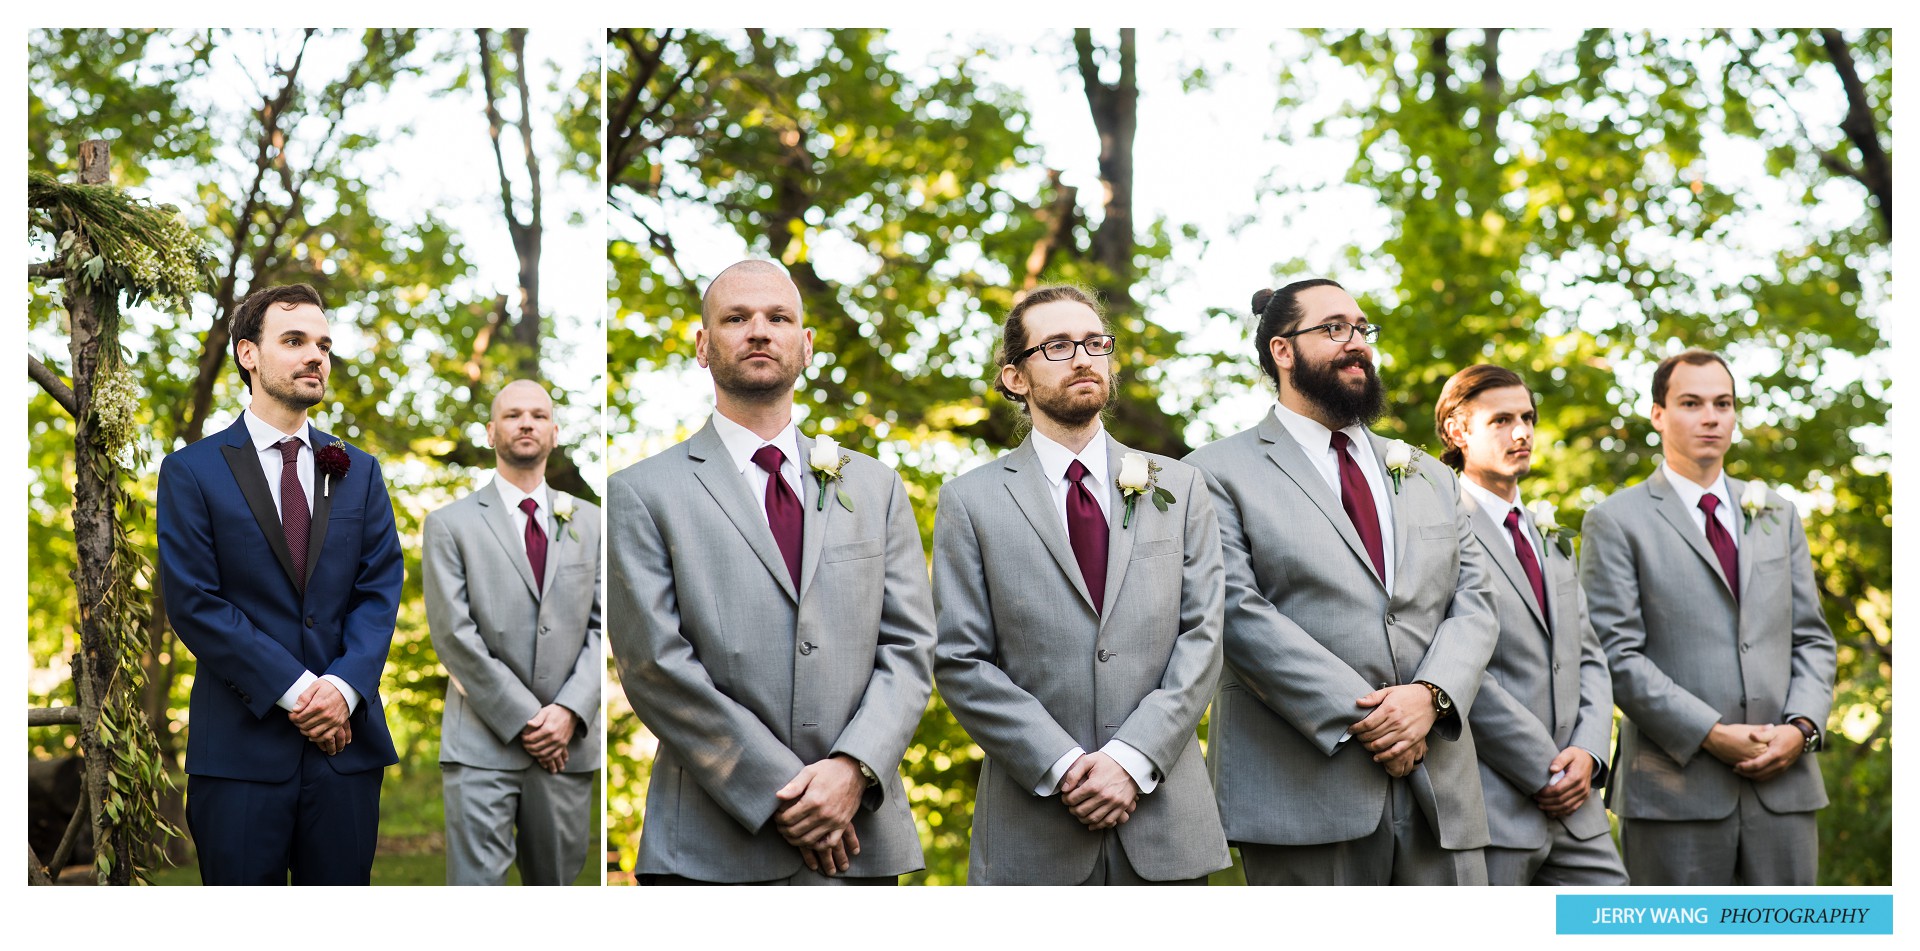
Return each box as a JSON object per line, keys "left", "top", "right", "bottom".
{"left": 1504, "top": 507, "right": 1548, "bottom": 617}
{"left": 520, "top": 497, "right": 548, "bottom": 595}
{"left": 1065, "top": 460, "right": 1109, "bottom": 614}
{"left": 1328, "top": 432, "right": 1386, "bottom": 581}
{"left": 277, "top": 438, "right": 310, "bottom": 586}
{"left": 1698, "top": 493, "right": 1740, "bottom": 602}
{"left": 752, "top": 445, "right": 803, "bottom": 586}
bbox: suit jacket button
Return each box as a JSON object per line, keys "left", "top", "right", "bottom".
{"left": 304, "top": 616, "right": 315, "bottom": 628}
{"left": 799, "top": 641, "right": 816, "bottom": 655}
{"left": 1741, "top": 642, "right": 1750, "bottom": 652}
{"left": 1097, "top": 650, "right": 1112, "bottom": 662}
{"left": 1386, "top": 613, "right": 1398, "bottom": 626}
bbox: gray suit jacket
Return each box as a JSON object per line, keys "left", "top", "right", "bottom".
{"left": 1187, "top": 412, "right": 1498, "bottom": 849}
{"left": 932, "top": 434, "right": 1230, "bottom": 884}
{"left": 1460, "top": 490, "right": 1611, "bottom": 848}
{"left": 425, "top": 481, "right": 603, "bottom": 773}
{"left": 608, "top": 420, "right": 935, "bottom": 882}
{"left": 1580, "top": 465, "right": 1836, "bottom": 821}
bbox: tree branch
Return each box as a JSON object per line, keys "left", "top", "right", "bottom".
{"left": 1817, "top": 28, "right": 1891, "bottom": 232}
{"left": 29, "top": 261, "right": 62, "bottom": 281}
{"left": 28, "top": 705, "right": 85, "bottom": 726}
{"left": 29, "top": 356, "right": 79, "bottom": 417}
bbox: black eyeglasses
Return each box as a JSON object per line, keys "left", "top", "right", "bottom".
{"left": 1014, "top": 334, "right": 1117, "bottom": 363}
{"left": 1278, "top": 321, "right": 1380, "bottom": 344}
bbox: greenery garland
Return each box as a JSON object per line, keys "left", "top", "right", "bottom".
{"left": 29, "top": 169, "right": 211, "bottom": 883}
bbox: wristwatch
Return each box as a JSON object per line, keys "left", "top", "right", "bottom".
{"left": 856, "top": 759, "right": 881, "bottom": 787}
{"left": 1416, "top": 680, "right": 1454, "bottom": 718}
{"left": 1790, "top": 718, "right": 1820, "bottom": 754}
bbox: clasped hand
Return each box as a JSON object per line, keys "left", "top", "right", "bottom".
{"left": 290, "top": 680, "right": 351, "bottom": 755}
{"left": 1351, "top": 684, "right": 1437, "bottom": 778}
{"left": 1060, "top": 751, "right": 1140, "bottom": 830}
{"left": 1703, "top": 722, "right": 1803, "bottom": 782}
{"left": 774, "top": 755, "right": 865, "bottom": 876}
{"left": 521, "top": 704, "right": 577, "bottom": 773}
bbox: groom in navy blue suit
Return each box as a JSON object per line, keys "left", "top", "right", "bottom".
{"left": 157, "top": 283, "right": 403, "bottom": 884}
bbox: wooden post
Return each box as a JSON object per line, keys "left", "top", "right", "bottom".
{"left": 66, "top": 138, "right": 133, "bottom": 885}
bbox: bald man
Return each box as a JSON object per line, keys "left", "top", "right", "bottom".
{"left": 608, "top": 260, "right": 935, "bottom": 884}
{"left": 425, "top": 380, "right": 602, "bottom": 885}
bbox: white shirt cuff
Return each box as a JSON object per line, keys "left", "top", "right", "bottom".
{"left": 1101, "top": 739, "right": 1159, "bottom": 794}
{"left": 276, "top": 671, "right": 318, "bottom": 711}
{"left": 320, "top": 674, "right": 362, "bottom": 714}
{"left": 274, "top": 671, "right": 361, "bottom": 714}
{"left": 1035, "top": 747, "right": 1086, "bottom": 796}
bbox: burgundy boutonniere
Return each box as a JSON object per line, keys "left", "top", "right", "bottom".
{"left": 316, "top": 441, "right": 351, "bottom": 497}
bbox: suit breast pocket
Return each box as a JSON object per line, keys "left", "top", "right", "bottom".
{"left": 1414, "top": 522, "right": 1453, "bottom": 541}
{"left": 822, "top": 538, "right": 884, "bottom": 563}
{"left": 328, "top": 506, "right": 365, "bottom": 521}
{"left": 1130, "top": 537, "right": 1181, "bottom": 561}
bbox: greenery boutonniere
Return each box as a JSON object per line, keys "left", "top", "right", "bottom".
{"left": 1115, "top": 452, "right": 1175, "bottom": 529}
{"left": 551, "top": 491, "right": 579, "bottom": 541}
{"left": 1740, "top": 480, "right": 1777, "bottom": 534}
{"left": 1528, "top": 499, "right": 1577, "bottom": 558}
{"left": 1383, "top": 439, "right": 1432, "bottom": 494}
{"left": 809, "top": 435, "right": 854, "bottom": 512}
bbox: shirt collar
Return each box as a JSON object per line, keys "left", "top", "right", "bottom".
{"left": 1271, "top": 400, "right": 1370, "bottom": 460}
{"left": 491, "top": 472, "right": 549, "bottom": 513}
{"left": 1030, "top": 424, "right": 1109, "bottom": 487}
{"left": 1661, "top": 459, "right": 1731, "bottom": 513}
{"left": 243, "top": 407, "right": 309, "bottom": 453}
{"left": 711, "top": 411, "right": 800, "bottom": 477}
{"left": 1461, "top": 475, "right": 1527, "bottom": 522}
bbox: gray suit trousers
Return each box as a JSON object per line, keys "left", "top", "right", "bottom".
{"left": 1237, "top": 776, "right": 1488, "bottom": 885}
{"left": 443, "top": 763, "right": 593, "bottom": 885}
{"left": 1620, "top": 781, "right": 1817, "bottom": 885}
{"left": 1485, "top": 826, "right": 1629, "bottom": 886}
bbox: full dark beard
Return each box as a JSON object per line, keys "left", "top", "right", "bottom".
{"left": 1032, "top": 374, "right": 1113, "bottom": 428}
{"left": 261, "top": 368, "right": 325, "bottom": 412}
{"left": 1290, "top": 352, "right": 1384, "bottom": 428}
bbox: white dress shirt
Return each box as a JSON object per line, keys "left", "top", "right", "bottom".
{"left": 1025, "top": 425, "right": 1160, "bottom": 796}
{"left": 711, "top": 412, "right": 802, "bottom": 516}
{"left": 1270, "top": 401, "right": 1398, "bottom": 595}
{"left": 241, "top": 409, "right": 360, "bottom": 715}
{"left": 1661, "top": 460, "right": 1739, "bottom": 550}
{"left": 491, "top": 471, "right": 556, "bottom": 539}
{"left": 1461, "top": 476, "right": 1543, "bottom": 566}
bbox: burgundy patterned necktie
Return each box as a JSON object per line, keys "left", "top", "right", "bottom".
{"left": 1065, "top": 460, "right": 1109, "bottom": 614}
{"left": 1504, "top": 507, "right": 1548, "bottom": 617}
{"left": 1698, "top": 493, "right": 1740, "bottom": 602}
{"left": 277, "top": 438, "right": 310, "bottom": 586}
{"left": 1328, "top": 432, "right": 1386, "bottom": 581}
{"left": 752, "top": 445, "right": 803, "bottom": 586}
{"left": 520, "top": 497, "right": 548, "bottom": 595}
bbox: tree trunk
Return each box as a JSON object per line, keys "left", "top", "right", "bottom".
{"left": 68, "top": 139, "right": 133, "bottom": 885}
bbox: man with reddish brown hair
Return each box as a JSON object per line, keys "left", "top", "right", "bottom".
{"left": 1435, "top": 363, "right": 1627, "bottom": 886}
{"left": 1581, "top": 347, "right": 1835, "bottom": 885}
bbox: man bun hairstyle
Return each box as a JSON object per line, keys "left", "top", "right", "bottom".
{"left": 231, "top": 283, "right": 325, "bottom": 391}
{"left": 992, "top": 284, "right": 1106, "bottom": 412}
{"left": 1433, "top": 363, "right": 1532, "bottom": 471}
{"left": 1651, "top": 347, "right": 1734, "bottom": 406}
{"left": 1253, "top": 278, "right": 1344, "bottom": 389}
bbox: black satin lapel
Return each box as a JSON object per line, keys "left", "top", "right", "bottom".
{"left": 221, "top": 442, "right": 301, "bottom": 591}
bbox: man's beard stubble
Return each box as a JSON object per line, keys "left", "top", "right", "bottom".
{"left": 710, "top": 352, "right": 804, "bottom": 404}
{"left": 1031, "top": 370, "right": 1115, "bottom": 429}
{"left": 1290, "top": 351, "right": 1384, "bottom": 429}
{"left": 261, "top": 365, "right": 325, "bottom": 413}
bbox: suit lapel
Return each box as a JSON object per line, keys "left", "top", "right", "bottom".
{"left": 1464, "top": 490, "right": 1548, "bottom": 633}
{"left": 1729, "top": 475, "right": 1760, "bottom": 599}
{"left": 1003, "top": 439, "right": 1096, "bottom": 613}
{"left": 218, "top": 417, "right": 301, "bottom": 592}
{"left": 796, "top": 432, "right": 832, "bottom": 599}
{"left": 688, "top": 421, "right": 799, "bottom": 603}
{"left": 1649, "top": 466, "right": 1735, "bottom": 599}
{"left": 1260, "top": 415, "right": 1380, "bottom": 588}
{"left": 1098, "top": 434, "right": 1137, "bottom": 625}
{"left": 539, "top": 487, "right": 564, "bottom": 596}
{"left": 477, "top": 480, "right": 541, "bottom": 599}
{"left": 1367, "top": 432, "right": 1410, "bottom": 585}
{"left": 302, "top": 426, "right": 336, "bottom": 592}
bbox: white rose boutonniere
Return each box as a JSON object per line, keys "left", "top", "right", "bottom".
{"left": 809, "top": 435, "right": 854, "bottom": 512}
{"left": 1528, "top": 498, "right": 1576, "bottom": 558}
{"left": 1383, "top": 439, "right": 1431, "bottom": 494}
{"left": 1740, "top": 479, "right": 1775, "bottom": 533}
{"left": 1115, "top": 452, "right": 1175, "bottom": 530}
{"left": 551, "top": 491, "right": 579, "bottom": 541}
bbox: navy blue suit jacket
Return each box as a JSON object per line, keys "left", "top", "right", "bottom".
{"left": 157, "top": 415, "right": 403, "bottom": 781}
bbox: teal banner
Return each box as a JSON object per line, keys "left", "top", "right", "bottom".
{"left": 1557, "top": 895, "right": 1891, "bottom": 934}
